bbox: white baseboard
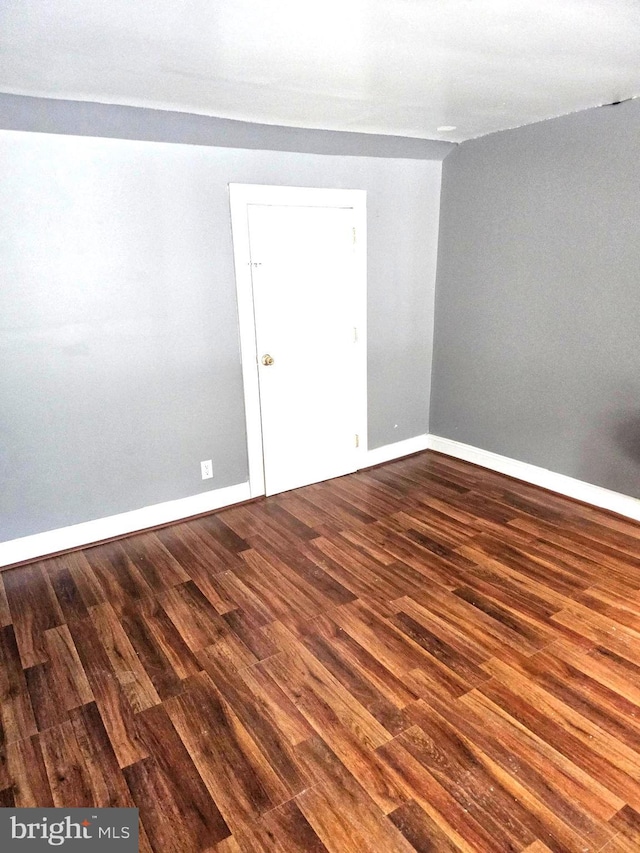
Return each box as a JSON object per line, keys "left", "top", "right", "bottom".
{"left": 5, "top": 434, "right": 640, "bottom": 570}
{"left": 429, "top": 434, "right": 640, "bottom": 523}
{"left": 364, "top": 434, "right": 431, "bottom": 468}
{"left": 0, "top": 482, "right": 251, "bottom": 569}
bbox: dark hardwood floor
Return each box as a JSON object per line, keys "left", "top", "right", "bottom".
{"left": 3, "top": 450, "right": 640, "bottom": 851}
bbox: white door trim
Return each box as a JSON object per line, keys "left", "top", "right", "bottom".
{"left": 229, "top": 184, "right": 367, "bottom": 498}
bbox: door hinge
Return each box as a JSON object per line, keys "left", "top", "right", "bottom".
{"left": 355, "top": 434, "right": 360, "bottom": 448}
{"left": 352, "top": 227, "right": 356, "bottom": 245}
{"left": 353, "top": 327, "right": 358, "bottom": 343}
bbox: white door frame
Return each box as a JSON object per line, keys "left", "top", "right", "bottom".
{"left": 229, "top": 184, "right": 368, "bottom": 498}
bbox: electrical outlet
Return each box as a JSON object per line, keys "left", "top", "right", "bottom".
{"left": 201, "top": 460, "right": 213, "bottom": 480}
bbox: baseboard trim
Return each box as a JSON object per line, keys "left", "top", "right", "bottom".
{"left": 0, "top": 482, "right": 251, "bottom": 569}
{"left": 6, "top": 434, "right": 640, "bottom": 569}
{"left": 364, "top": 434, "right": 431, "bottom": 468}
{"left": 429, "top": 434, "right": 640, "bottom": 523}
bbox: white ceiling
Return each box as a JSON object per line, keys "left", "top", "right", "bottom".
{"left": 1, "top": 0, "right": 639, "bottom": 142}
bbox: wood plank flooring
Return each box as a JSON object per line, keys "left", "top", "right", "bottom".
{"left": 3, "top": 451, "right": 640, "bottom": 851}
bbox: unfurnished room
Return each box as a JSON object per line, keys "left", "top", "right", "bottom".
{"left": 1, "top": 1, "right": 640, "bottom": 851}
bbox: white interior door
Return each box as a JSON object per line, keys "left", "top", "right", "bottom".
{"left": 248, "top": 202, "right": 362, "bottom": 495}
{"left": 230, "top": 185, "right": 367, "bottom": 499}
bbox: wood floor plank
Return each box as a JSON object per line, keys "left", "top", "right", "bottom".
{"left": 3, "top": 563, "right": 64, "bottom": 668}
{"left": 478, "top": 661, "right": 640, "bottom": 812}
{"left": 239, "top": 548, "right": 323, "bottom": 622}
{"left": 214, "top": 570, "right": 277, "bottom": 627}
{"left": 0, "top": 624, "right": 38, "bottom": 742}
{"left": 603, "top": 805, "right": 640, "bottom": 852}
{"left": 67, "top": 616, "right": 149, "bottom": 768}
{"left": 194, "top": 513, "right": 251, "bottom": 554}
{"left": 551, "top": 602, "right": 640, "bottom": 667}
{"left": 246, "top": 535, "right": 356, "bottom": 612}
{"left": 119, "top": 602, "right": 188, "bottom": 701}
{"left": 216, "top": 799, "right": 329, "bottom": 853}
{"left": 328, "top": 598, "right": 444, "bottom": 677}
{"left": 457, "top": 539, "right": 575, "bottom": 614}
{"left": 407, "top": 694, "right": 616, "bottom": 851}
{"left": 404, "top": 699, "right": 614, "bottom": 852}
{"left": 165, "top": 671, "right": 281, "bottom": 832}
{"left": 347, "top": 520, "right": 479, "bottom": 589}
{"left": 69, "top": 700, "right": 135, "bottom": 808}
{"left": 275, "top": 492, "right": 341, "bottom": 536}
{"left": 390, "top": 609, "right": 490, "bottom": 691}
{"left": 89, "top": 602, "right": 161, "bottom": 713}
{"left": 215, "top": 837, "right": 244, "bottom": 853}
{"left": 521, "top": 840, "right": 556, "bottom": 852}
{"left": 185, "top": 522, "right": 250, "bottom": 576}
{"left": 456, "top": 691, "right": 622, "bottom": 840}
{"left": 261, "top": 622, "right": 392, "bottom": 751}
{"left": 301, "top": 625, "right": 412, "bottom": 736}
{"left": 329, "top": 473, "right": 409, "bottom": 518}
{"left": 0, "top": 573, "right": 12, "bottom": 627}
{"left": 6, "top": 451, "right": 640, "bottom": 851}
{"left": 237, "top": 663, "right": 315, "bottom": 747}
{"left": 392, "top": 722, "right": 538, "bottom": 851}
{"left": 119, "top": 532, "right": 190, "bottom": 591}
{"left": 452, "top": 584, "right": 556, "bottom": 651}
{"left": 44, "top": 623, "right": 94, "bottom": 709}
{"left": 154, "top": 526, "right": 238, "bottom": 614}
{"left": 196, "top": 644, "right": 309, "bottom": 799}
{"left": 258, "top": 799, "right": 330, "bottom": 853}
{"left": 137, "top": 595, "right": 203, "bottom": 682}
{"left": 222, "top": 608, "right": 279, "bottom": 662}
{"left": 57, "top": 550, "right": 106, "bottom": 611}
{"left": 0, "top": 786, "right": 15, "bottom": 807}
{"left": 388, "top": 799, "right": 466, "bottom": 853}
{"left": 306, "top": 535, "right": 407, "bottom": 604}
{"left": 47, "top": 561, "right": 93, "bottom": 621}
{"left": 377, "top": 732, "right": 498, "bottom": 853}
{"left": 6, "top": 734, "right": 54, "bottom": 808}
{"left": 24, "top": 661, "right": 69, "bottom": 730}
{"left": 553, "top": 642, "right": 640, "bottom": 709}
{"left": 262, "top": 629, "right": 406, "bottom": 814}
{"left": 465, "top": 534, "right": 594, "bottom": 598}
{"left": 83, "top": 542, "right": 155, "bottom": 610}
{"left": 510, "top": 516, "right": 640, "bottom": 580}
{"left": 124, "top": 703, "right": 230, "bottom": 851}
{"left": 39, "top": 718, "right": 98, "bottom": 807}
{"left": 263, "top": 500, "right": 324, "bottom": 542}
{"left": 309, "top": 613, "right": 420, "bottom": 709}
{"left": 298, "top": 483, "right": 377, "bottom": 529}
{"left": 484, "top": 645, "right": 640, "bottom": 754}
{"left": 295, "top": 735, "right": 414, "bottom": 853}
{"left": 159, "top": 580, "right": 233, "bottom": 652}
{"left": 573, "top": 585, "right": 640, "bottom": 634}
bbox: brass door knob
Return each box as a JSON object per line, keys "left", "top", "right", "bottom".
{"left": 261, "top": 354, "right": 274, "bottom": 366}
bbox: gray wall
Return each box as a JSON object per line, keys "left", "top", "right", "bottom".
{"left": 431, "top": 98, "right": 640, "bottom": 498}
{"left": 0, "top": 93, "right": 453, "bottom": 160}
{"left": 0, "top": 112, "right": 443, "bottom": 541}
